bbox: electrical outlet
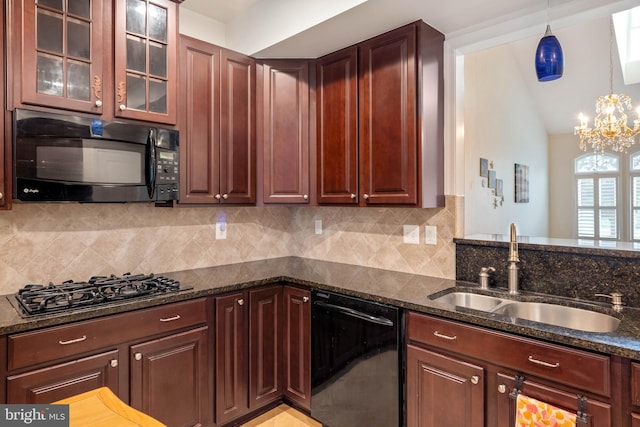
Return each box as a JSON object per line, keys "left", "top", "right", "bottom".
{"left": 315, "top": 219, "right": 323, "bottom": 235}
{"left": 216, "top": 221, "right": 227, "bottom": 240}
{"left": 403, "top": 225, "right": 420, "bottom": 244}
{"left": 425, "top": 226, "right": 437, "bottom": 245}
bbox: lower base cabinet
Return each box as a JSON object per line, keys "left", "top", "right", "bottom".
{"left": 130, "top": 326, "right": 210, "bottom": 427}
{"left": 5, "top": 298, "right": 211, "bottom": 427}
{"left": 406, "top": 311, "right": 617, "bottom": 427}
{"left": 7, "top": 350, "right": 121, "bottom": 404}
{"left": 406, "top": 344, "right": 484, "bottom": 427}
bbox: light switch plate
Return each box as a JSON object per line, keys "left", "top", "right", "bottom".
{"left": 216, "top": 221, "right": 227, "bottom": 240}
{"left": 315, "top": 219, "right": 323, "bottom": 235}
{"left": 403, "top": 225, "right": 420, "bottom": 244}
{"left": 425, "top": 226, "right": 437, "bottom": 245}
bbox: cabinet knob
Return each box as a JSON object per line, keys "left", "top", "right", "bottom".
{"left": 95, "top": 100, "right": 103, "bottom": 107}
{"left": 303, "top": 296, "right": 309, "bottom": 303}
{"left": 350, "top": 193, "right": 356, "bottom": 199}
{"left": 222, "top": 193, "right": 229, "bottom": 199}
{"left": 363, "top": 193, "right": 369, "bottom": 200}
{"left": 215, "top": 194, "right": 222, "bottom": 200}
{"left": 303, "top": 194, "right": 309, "bottom": 200}
{"left": 470, "top": 375, "right": 479, "bottom": 385}
{"left": 0, "top": 192, "right": 4, "bottom": 200}
{"left": 498, "top": 384, "right": 506, "bottom": 394}
{"left": 110, "top": 359, "right": 118, "bottom": 368}
{"left": 119, "top": 104, "right": 127, "bottom": 111}
{"left": 134, "top": 352, "right": 142, "bottom": 361}
{"left": 237, "top": 298, "right": 244, "bottom": 306}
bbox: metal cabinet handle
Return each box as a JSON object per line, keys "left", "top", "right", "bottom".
{"left": 527, "top": 355, "right": 560, "bottom": 368}
{"left": 215, "top": 194, "right": 222, "bottom": 200}
{"left": 0, "top": 192, "right": 4, "bottom": 200}
{"left": 159, "top": 315, "right": 181, "bottom": 322}
{"left": 303, "top": 194, "right": 309, "bottom": 200}
{"left": 119, "top": 104, "right": 127, "bottom": 111}
{"left": 350, "top": 193, "right": 356, "bottom": 199}
{"left": 95, "top": 100, "right": 103, "bottom": 107}
{"left": 433, "top": 331, "right": 457, "bottom": 341}
{"left": 222, "top": 194, "right": 229, "bottom": 199}
{"left": 237, "top": 298, "right": 244, "bottom": 306}
{"left": 470, "top": 375, "right": 479, "bottom": 385}
{"left": 59, "top": 335, "right": 87, "bottom": 345}
{"left": 110, "top": 359, "right": 118, "bottom": 368}
{"left": 303, "top": 296, "right": 309, "bottom": 303}
{"left": 363, "top": 193, "right": 369, "bottom": 200}
{"left": 498, "top": 384, "right": 506, "bottom": 393}
{"left": 134, "top": 353, "right": 142, "bottom": 361}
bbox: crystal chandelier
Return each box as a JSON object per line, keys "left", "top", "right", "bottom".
{"left": 574, "top": 18, "right": 640, "bottom": 153}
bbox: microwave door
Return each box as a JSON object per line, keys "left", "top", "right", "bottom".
{"left": 145, "top": 128, "right": 156, "bottom": 199}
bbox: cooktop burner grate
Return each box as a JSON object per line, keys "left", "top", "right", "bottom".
{"left": 12, "top": 273, "right": 184, "bottom": 317}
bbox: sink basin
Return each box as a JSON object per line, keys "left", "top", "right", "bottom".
{"left": 431, "top": 291, "right": 621, "bottom": 333}
{"left": 493, "top": 302, "right": 620, "bottom": 333}
{"left": 431, "top": 292, "right": 505, "bottom": 311}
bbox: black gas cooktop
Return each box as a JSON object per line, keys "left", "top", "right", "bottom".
{"left": 11, "top": 273, "right": 186, "bottom": 317}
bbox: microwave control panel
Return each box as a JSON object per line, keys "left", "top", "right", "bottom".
{"left": 156, "top": 149, "right": 179, "bottom": 201}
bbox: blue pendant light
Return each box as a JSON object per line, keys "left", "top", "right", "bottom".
{"left": 535, "top": 1, "right": 564, "bottom": 82}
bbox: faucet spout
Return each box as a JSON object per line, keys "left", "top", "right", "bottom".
{"left": 507, "top": 223, "right": 519, "bottom": 295}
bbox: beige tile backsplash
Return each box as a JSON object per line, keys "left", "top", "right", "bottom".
{"left": 0, "top": 196, "right": 461, "bottom": 294}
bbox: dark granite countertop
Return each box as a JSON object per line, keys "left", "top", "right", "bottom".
{"left": 2, "top": 256, "right": 640, "bottom": 360}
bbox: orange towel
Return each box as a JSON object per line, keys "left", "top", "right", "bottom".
{"left": 515, "top": 394, "right": 577, "bottom": 427}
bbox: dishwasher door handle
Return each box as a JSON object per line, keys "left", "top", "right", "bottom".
{"left": 313, "top": 300, "right": 395, "bottom": 326}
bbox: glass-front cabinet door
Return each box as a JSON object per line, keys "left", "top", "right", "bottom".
{"left": 14, "top": 0, "right": 104, "bottom": 114}
{"left": 114, "top": 0, "right": 177, "bottom": 124}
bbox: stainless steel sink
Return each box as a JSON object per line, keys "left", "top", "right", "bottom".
{"left": 431, "top": 291, "right": 621, "bottom": 333}
{"left": 493, "top": 301, "right": 620, "bottom": 333}
{"left": 432, "top": 292, "right": 504, "bottom": 311}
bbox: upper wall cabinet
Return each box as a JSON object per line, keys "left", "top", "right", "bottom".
{"left": 8, "top": 0, "right": 179, "bottom": 125}
{"left": 113, "top": 0, "right": 177, "bottom": 123}
{"left": 317, "top": 20, "right": 445, "bottom": 207}
{"left": 178, "top": 35, "right": 256, "bottom": 205}
{"left": 258, "top": 60, "right": 311, "bottom": 204}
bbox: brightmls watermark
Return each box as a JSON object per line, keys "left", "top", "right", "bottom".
{"left": 0, "top": 405, "right": 69, "bottom": 426}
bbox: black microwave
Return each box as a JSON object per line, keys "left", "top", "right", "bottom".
{"left": 13, "top": 109, "right": 179, "bottom": 203}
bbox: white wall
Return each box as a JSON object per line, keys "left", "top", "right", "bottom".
{"left": 179, "top": 8, "right": 226, "bottom": 46}
{"left": 463, "top": 44, "right": 549, "bottom": 238}
{"left": 548, "top": 133, "right": 582, "bottom": 238}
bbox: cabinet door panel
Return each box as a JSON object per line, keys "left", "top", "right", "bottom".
{"left": 261, "top": 60, "right": 310, "bottom": 204}
{"left": 316, "top": 47, "right": 358, "bottom": 205}
{"left": 215, "top": 292, "right": 249, "bottom": 424}
{"left": 178, "top": 35, "right": 221, "bottom": 203}
{"left": 7, "top": 350, "right": 119, "bottom": 404}
{"left": 283, "top": 286, "right": 311, "bottom": 410}
{"left": 221, "top": 49, "right": 256, "bottom": 204}
{"left": 407, "top": 344, "right": 484, "bottom": 427}
{"left": 359, "top": 24, "right": 417, "bottom": 205}
{"left": 249, "top": 285, "right": 283, "bottom": 409}
{"left": 130, "top": 326, "right": 210, "bottom": 427}
{"left": 114, "top": 0, "right": 177, "bottom": 124}
{"left": 495, "top": 373, "right": 611, "bottom": 427}
{"left": 10, "top": 0, "right": 105, "bottom": 114}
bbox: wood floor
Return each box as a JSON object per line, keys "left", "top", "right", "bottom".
{"left": 240, "top": 405, "right": 322, "bottom": 427}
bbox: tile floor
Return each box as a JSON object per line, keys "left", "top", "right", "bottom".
{"left": 240, "top": 404, "right": 321, "bottom": 427}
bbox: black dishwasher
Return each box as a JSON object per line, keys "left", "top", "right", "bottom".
{"left": 311, "top": 289, "right": 403, "bottom": 427}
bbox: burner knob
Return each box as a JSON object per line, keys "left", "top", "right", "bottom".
{"left": 134, "top": 352, "right": 142, "bottom": 361}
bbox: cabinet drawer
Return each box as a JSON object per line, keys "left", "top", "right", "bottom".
{"left": 632, "top": 362, "right": 640, "bottom": 406}
{"left": 407, "top": 312, "right": 610, "bottom": 397}
{"left": 9, "top": 298, "right": 207, "bottom": 371}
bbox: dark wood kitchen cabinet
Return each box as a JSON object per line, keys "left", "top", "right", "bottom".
{"left": 7, "top": 0, "right": 179, "bottom": 124}
{"left": 406, "top": 312, "right": 618, "bottom": 427}
{"left": 316, "top": 21, "right": 444, "bottom": 207}
{"left": 215, "top": 285, "right": 283, "bottom": 424}
{"left": 407, "top": 344, "right": 484, "bottom": 427}
{"left": 178, "top": 35, "right": 256, "bottom": 205}
{"left": 0, "top": 0, "right": 9, "bottom": 210}
{"left": 282, "top": 286, "right": 311, "bottom": 410}
{"left": 258, "top": 60, "right": 311, "bottom": 204}
{"left": 6, "top": 298, "right": 211, "bottom": 427}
